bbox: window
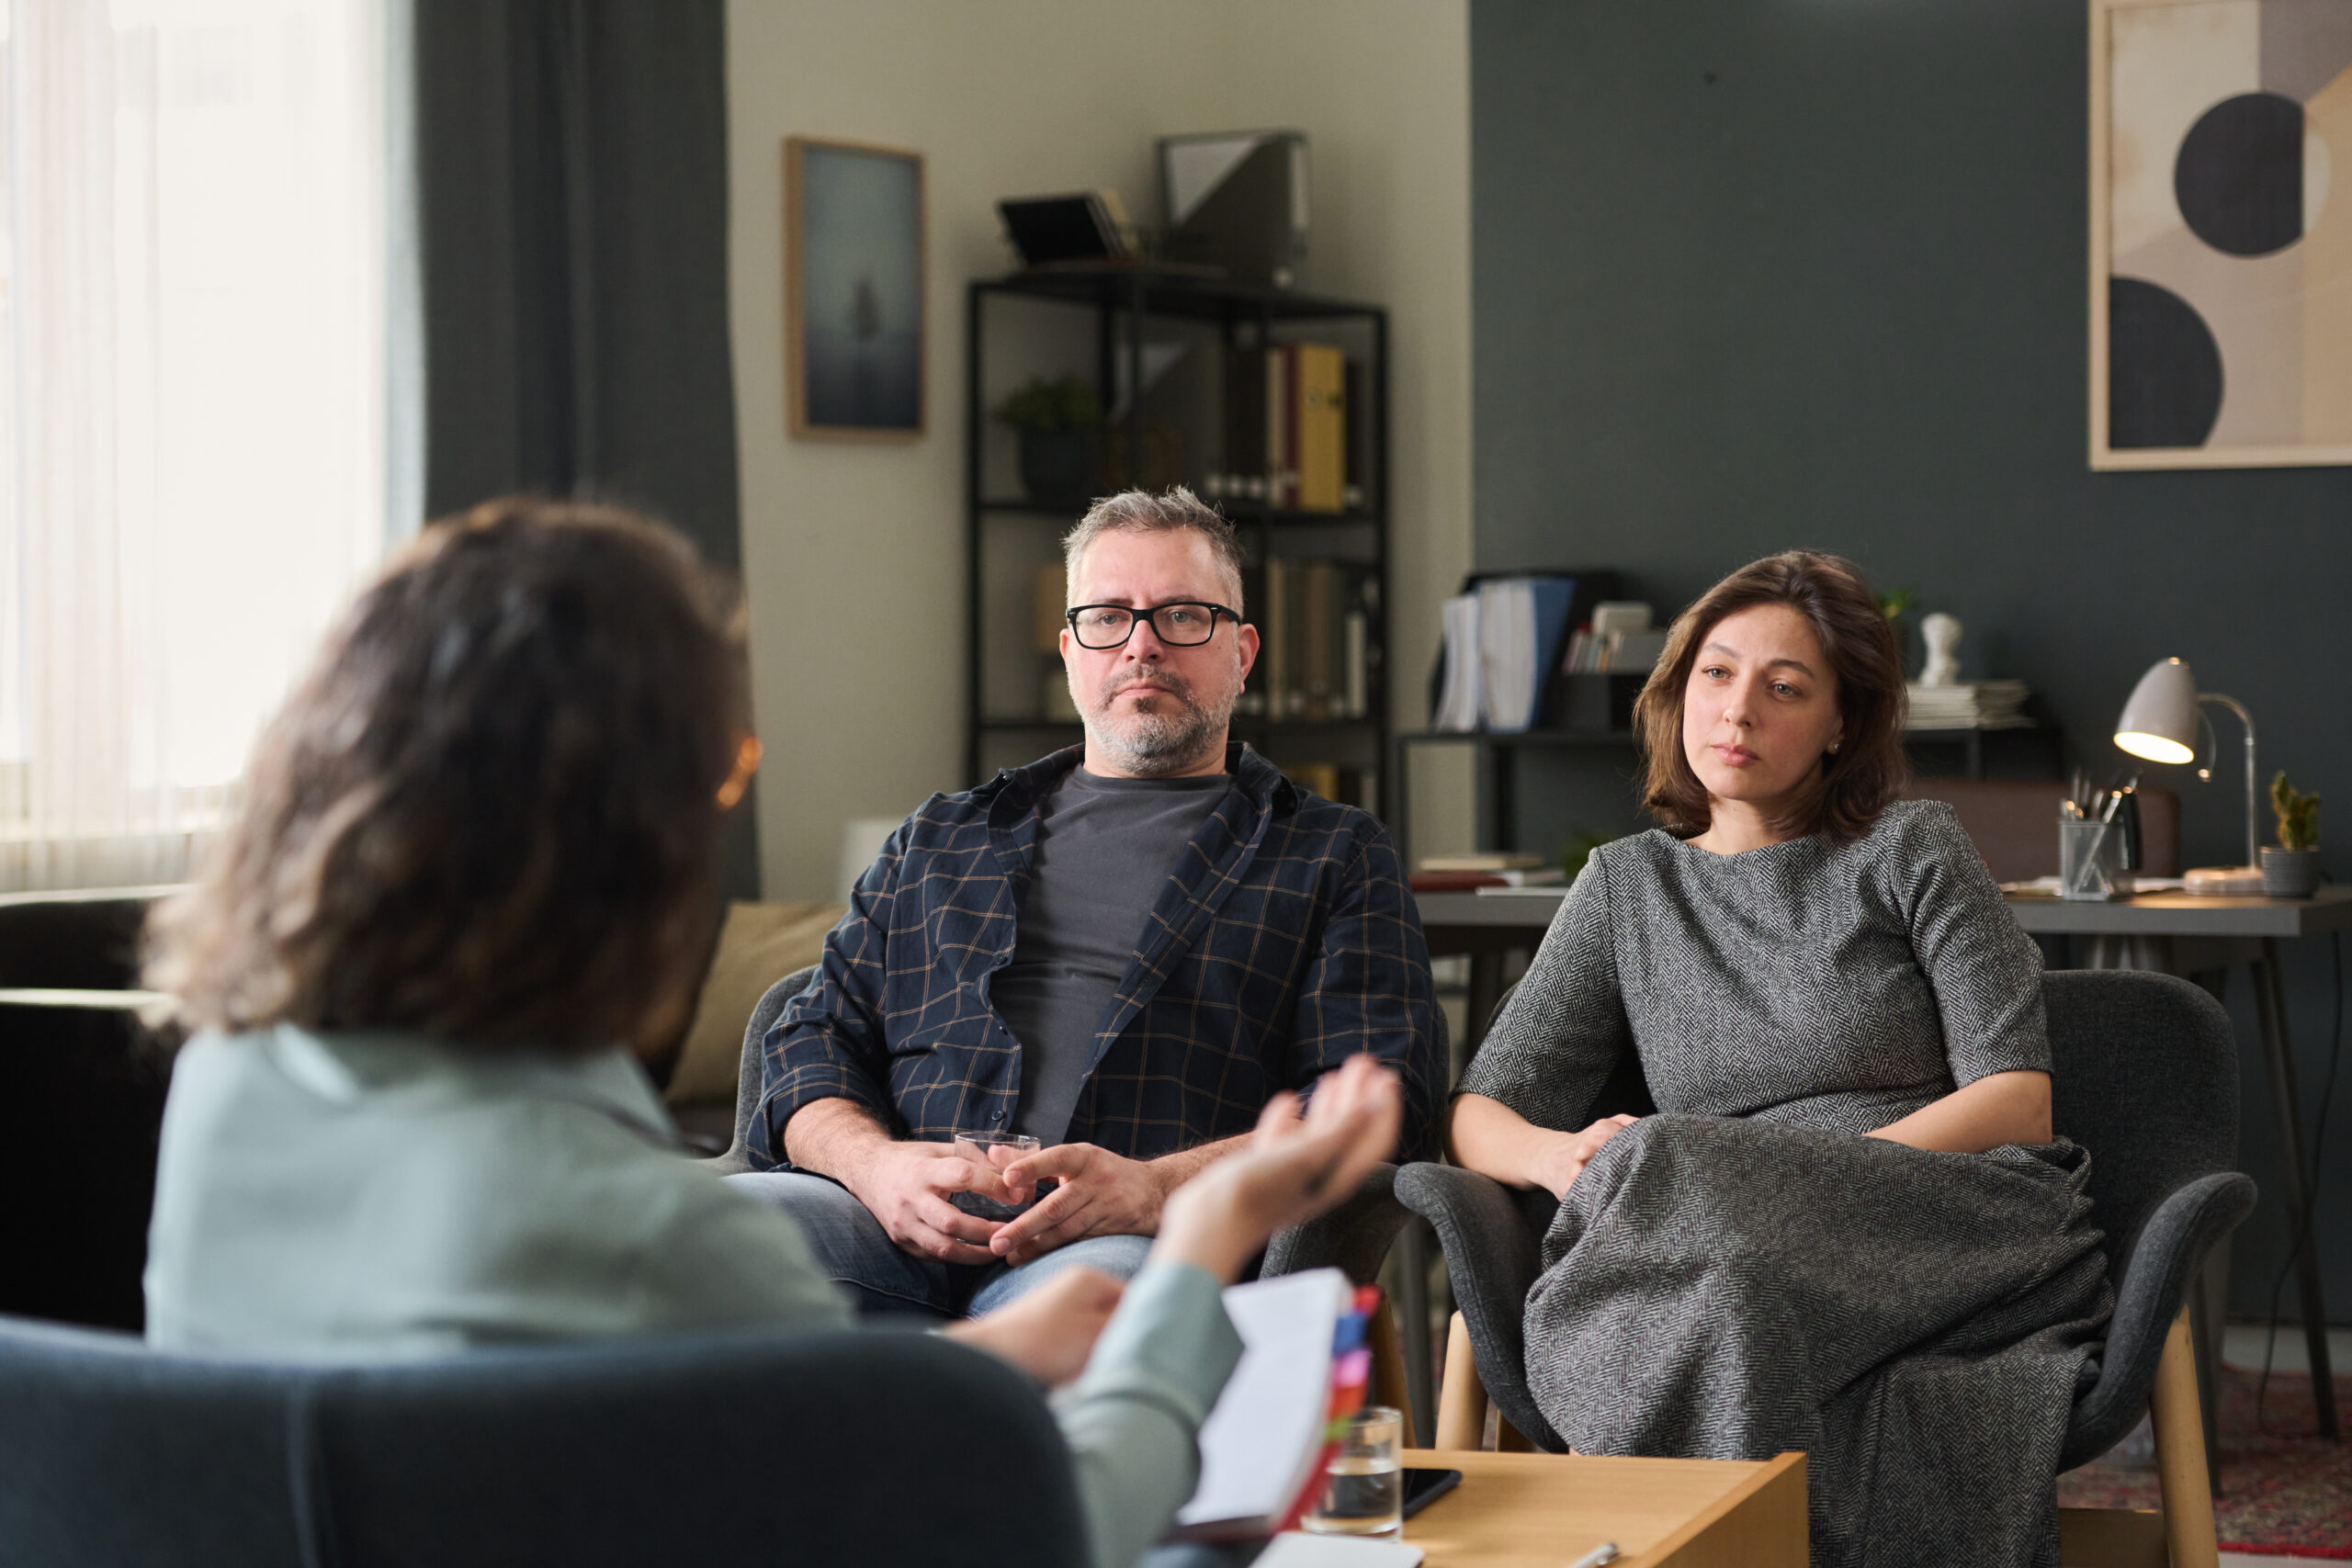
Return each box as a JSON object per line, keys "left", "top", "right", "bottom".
{"left": 0, "top": 0, "right": 395, "bottom": 891}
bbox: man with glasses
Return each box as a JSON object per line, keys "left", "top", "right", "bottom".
{"left": 728, "top": 488, "right": 1441, "bottom": 1319}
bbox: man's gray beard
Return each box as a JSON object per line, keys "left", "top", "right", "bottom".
{"left": 1080, "top": 679, "right": 1231, "bottom": 777}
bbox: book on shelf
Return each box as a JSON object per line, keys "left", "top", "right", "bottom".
{"left": 1034, "top": 563, "right": 1069, "bottom": 654}
{"left": 1281, "top": 762, "right": 1374, "bottom": 814}
{"left": 1254, "top": 558, "right": 1376, "bottom": 723}
{"left": 1905, "top": 680, "right": 2031, "bottom": 730}
{"left": 1168, "top": 1269, "right": 1379, "bottom": 1544}
{"left": 1430, "top": 593, "right": 1482, "bottom": 732}
{"left": 1205, "top": 342, "right": 1357, "bottom": 513}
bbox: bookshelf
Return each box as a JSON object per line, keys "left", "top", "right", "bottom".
{"left": 964, "top": 267, "right": 1391, "bottom": 810}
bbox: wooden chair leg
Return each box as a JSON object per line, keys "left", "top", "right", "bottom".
{"left": 2056, "top": 1308, "right": 2218, "bottom": 1568}
{"left": 1434, "top": 1311, "right": 1488, "bottom": 1450}
{"left": 2150, "top": 1305, "right": 2221, "bottom": 1568}
{"left": 1368, "top": 1298, "right": 1418, "bottom": 1449}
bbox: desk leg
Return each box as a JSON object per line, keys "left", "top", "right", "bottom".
{"left": 1393, "top": 1220, "right": 1435, "bottom": 1448}
{"left": 2253, "top": 939, "right": 2339, "bottom": 1439}
{"left": 1464, "top": 952, "right": 1504, "bottom": 1077}
{"left": 2188, "top": 1258, "right": 2224, "bottom": 1495}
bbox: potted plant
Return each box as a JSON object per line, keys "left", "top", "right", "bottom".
{"left": 994, "top": 376, "right": 1102, "bottom": 507}
{"left": 2261, "top": 773, "right": 2322, "bottom": 897}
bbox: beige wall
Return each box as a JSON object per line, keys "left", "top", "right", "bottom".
{"left": 727, "top": 0, "right": 1476, "bottom": 898}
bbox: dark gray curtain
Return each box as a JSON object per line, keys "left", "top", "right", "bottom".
{"left": 414, "top": 0, "right": 759, "bottom": 898}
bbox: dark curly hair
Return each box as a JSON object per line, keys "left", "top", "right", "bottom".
{"left": 1634, "top": 550, "right": 1908, "bottom": 844}
{"left": 145, "top": 497, "right": 751, "bottom": 1051}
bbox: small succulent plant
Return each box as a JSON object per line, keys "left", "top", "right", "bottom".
{"left": 2271, "top": 772, "right": 2321, "bottom": 851}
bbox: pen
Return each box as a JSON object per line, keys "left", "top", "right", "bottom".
{"left": 1566, "top": 1545, "right": 1620, "bottom": 1568}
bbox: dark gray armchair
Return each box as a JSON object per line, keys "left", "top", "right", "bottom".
{"left": 707, "top": 968, "right": 1420, "bottom": 1283}
{"left": 1399, "top": 967, "right": 2254, "bottom": 1568}
{"left": 0, "top": 1311, "right": 1088, "bottom": 1568}
{"left": 708, "top": 968, "right": 1425, "bottom": 1410}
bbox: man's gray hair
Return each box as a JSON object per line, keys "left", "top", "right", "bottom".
{"left": 1061, "top": 488, "right": 1246, "bottom": 611}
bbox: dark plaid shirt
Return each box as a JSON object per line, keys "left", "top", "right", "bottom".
{"left": 750, "top": 744, "right": 1442, "bottom": 1168}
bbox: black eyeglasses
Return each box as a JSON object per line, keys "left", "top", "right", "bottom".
{"left": 1065, "top": 602, "right": 1240, "bottom": 650}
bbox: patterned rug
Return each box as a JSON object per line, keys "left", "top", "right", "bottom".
{"left": 2057, "top": 1361, "right": 2352, "bottom": 1557}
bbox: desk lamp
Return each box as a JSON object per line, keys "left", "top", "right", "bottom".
{"left": 2113, "top": 656, "right": 2264, "bottom": 895}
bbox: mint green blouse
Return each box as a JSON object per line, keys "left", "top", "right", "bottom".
{"left": 143, "top": 1027, "right": 1241, "bottom": 1568}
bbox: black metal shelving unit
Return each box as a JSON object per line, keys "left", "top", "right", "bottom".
{"left": 965, "top": 267, "right": 1392, "bottom": 807}
{"left": 1389, "top": 723, "right": 2064, "bottom": 865}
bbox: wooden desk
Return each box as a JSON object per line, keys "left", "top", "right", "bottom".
{"left": 1396, "top": 1450, "right": 1805, "bottom": 1567}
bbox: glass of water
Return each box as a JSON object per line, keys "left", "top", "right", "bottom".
{"left": 950, "top": 1131, "right": 1041, "bottom": 1222}
{"left": 1304, "top": 1405, "right": 1404, "bottom": 1537}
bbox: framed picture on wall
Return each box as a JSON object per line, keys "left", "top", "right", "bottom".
{"left": 2089, "top": 0, "right": 2352, "bottom": 469}
{"left": 786, "top": 136, "right": 924, "bottom": 441}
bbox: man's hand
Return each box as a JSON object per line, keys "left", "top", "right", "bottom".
{"left": 1532, "top": 1114, "right": 1639, "bottom": 1200}
{"left": 989, "top": 1144, "right": 1177, "bottom": 1268}
{"left": 840, "top": 1139, "right": 1013, "bottom": 1265}
{"left": 943, "top": 1266, "right": 1125, "bottom": 1388}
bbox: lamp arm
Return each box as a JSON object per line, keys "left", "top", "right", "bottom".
{"left": 2198, "top": 692, "right": 2256, "bottom": 869}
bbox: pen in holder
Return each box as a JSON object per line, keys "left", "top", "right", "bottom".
{"left": 2059, "top": 805, "right": 2132, "bottom": 900}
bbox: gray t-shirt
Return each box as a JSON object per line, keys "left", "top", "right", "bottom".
{"left": 993, "top": 766, "right": 1235, "bottom": 1143}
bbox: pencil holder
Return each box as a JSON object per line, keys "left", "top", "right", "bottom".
{"left": 2059, "top": 817, "right": 2132, "bottom": 901}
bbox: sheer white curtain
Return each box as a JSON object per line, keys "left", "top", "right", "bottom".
{"left": 0, "top": 0, "right": 394, "bottom": 893}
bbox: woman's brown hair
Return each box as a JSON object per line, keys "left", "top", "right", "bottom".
{"left": 1633, "top": 550, "right": 1908, "bottom": 844}
{"left": 146, "top": 497, "right": 750, "bottom": 1051}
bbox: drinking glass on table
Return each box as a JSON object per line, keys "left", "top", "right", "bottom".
{"left": 1305, "top": 1405, "right": 1404, "bottom": 1537}
{"left": 950, "top": 1130, "right": 1041, "bottom": 1223}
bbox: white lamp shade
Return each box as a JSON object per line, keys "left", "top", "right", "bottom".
{"left": 2114, "top": 657, "right": 2199, "bottom": 765}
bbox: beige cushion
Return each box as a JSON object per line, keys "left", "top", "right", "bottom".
{"left": 663, "top": 899, "right": 844, "bottom": 1107}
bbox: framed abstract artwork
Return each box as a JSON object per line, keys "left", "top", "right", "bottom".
{"left": 786, "top": 137, "right": 924, "bottom": 441}
{"left": 2090, "top": 0, "right": 2352, "bottom": 468}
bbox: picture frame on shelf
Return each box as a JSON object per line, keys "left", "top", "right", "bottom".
{"left": 2088, "top": 0, "right": 2352, "bottom": 470}
{"left": 786, "top": 136, "right": 924, "bottom": 441}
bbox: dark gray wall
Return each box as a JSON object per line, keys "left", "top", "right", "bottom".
{"left": 1473, "top": 0, "right": 2349, "bottom": 1319}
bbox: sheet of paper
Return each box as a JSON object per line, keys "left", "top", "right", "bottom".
{"left": 1254, "top": 1531, "right": 1426, "bottom": 1567}
{"left": 1174, "top": 1268, "right": 1352, "bottom": 1533}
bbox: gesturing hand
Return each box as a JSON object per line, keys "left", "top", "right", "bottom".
{"left": 1534, "top": 1114, "right": 1640, "bottom": 1200}
{"left": 944, "top": 1265, "right": 1125, "bottom": 1388}
{"left": 1154, "top": 1054, "right": 1404, "bottom": 1283}
{"left": 842, "top": 1140, "right": 1012, "bottom": 1265}
{"left": 989, "top": 1144, "right": 1170, "bottom": 1268}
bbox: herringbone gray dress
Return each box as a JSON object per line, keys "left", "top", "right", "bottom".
{"left": 1459, "top": 801, "right": 2113, "bottom": 1568}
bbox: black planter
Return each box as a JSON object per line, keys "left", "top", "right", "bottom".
{"left": 1017, "top": 429, "right": 1095, "bottom": 509}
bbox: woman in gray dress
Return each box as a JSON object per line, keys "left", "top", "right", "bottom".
{"left": 1447, "top": 552, "right": 2111, "bottom": 1568}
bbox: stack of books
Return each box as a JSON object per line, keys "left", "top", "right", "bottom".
{"left": 1905, "top": 680, "right": 2031, "bottom": 730}
{"left": 1409, "top": 852, "right": 1564, "bottom": 892}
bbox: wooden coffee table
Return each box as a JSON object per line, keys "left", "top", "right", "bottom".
{"left": 1395, "top": 1449, "right": 1805, "bottom": 1566}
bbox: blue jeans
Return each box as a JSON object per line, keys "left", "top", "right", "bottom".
{"left": 724, "top": 1170, "right": 1155, "bottom": 1319}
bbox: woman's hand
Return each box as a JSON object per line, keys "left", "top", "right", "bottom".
{"left": 1448, "top": 1092, "right": 1639, "bottom": 1197}
{"left": 1531, "top": 1114, "right": 1640, "bottom": 1199}
{"left": 1150, "top": 1054, "right": 1403, "bottom": 1283}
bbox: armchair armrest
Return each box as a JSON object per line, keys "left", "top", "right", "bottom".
{"left": 2061, "top": 1169, "right": 2256, "bottom": 1471}
{"left": 1261, "top": 1164, "right": 1407, "bottom": 1285}
{"left": 1393, "top": 1162, "right": 1566, "bottom": 1451}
